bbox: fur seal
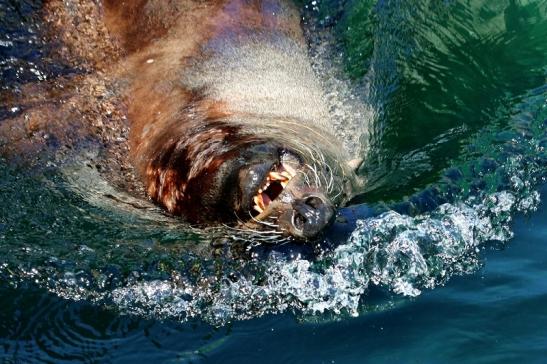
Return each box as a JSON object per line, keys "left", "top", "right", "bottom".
{"left": 1, "top": 0, "right": 363, "bottom": 242}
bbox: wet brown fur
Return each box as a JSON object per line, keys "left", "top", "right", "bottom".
{"left": 1, "top": 0, "right": 312, "bottom": 224}
{"left": 109, "top": 0, "right": 308, "bottom": 223}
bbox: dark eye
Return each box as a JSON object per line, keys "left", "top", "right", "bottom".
{"left": 279, "top": 149, "right": 302, "bottom": 170}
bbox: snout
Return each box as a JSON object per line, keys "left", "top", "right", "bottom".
{"left": 282, "top": 193, "right": 335, "bottom": 239}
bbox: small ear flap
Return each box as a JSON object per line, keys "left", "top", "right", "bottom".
{"left": 347, "top": 158, "right": 363, "bottom": 172}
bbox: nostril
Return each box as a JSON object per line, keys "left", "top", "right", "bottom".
{"left": 288, "top": 194, "right": 334, "bottom": 238}
{"left": 305, "top": 196, "right": 324, "bottom": 209}
{"left": 292, "top": 212, "right": 306, "bottom": 231}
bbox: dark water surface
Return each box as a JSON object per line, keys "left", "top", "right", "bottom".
{"left": 0, "top": 186, "right": 546, "bottom": 363}
{"left": 1, "top": 0, "right": 546, "bottom": 362}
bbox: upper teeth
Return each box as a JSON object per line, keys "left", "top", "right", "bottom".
{"left": 252, "top": 166, "right": 296, "bottom": 215}
{"left": 269, "top": 171, "right": 287, "bottom": 180}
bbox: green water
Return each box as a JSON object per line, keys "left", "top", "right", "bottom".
{"left": 335, "top": 0, "right": 547, "bottom": 201}
{"left": 1, "top": 0, "right": 547, "bottom": 362}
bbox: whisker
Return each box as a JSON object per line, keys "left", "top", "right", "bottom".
{"left": 248, "top": 213, "right": 279, "bottom": 228}
{"left": 300, "top": 169, "right": 311, "bottom": 187}
{"left": 327, "top": 167, "right": 334, "bottom": 193}
{"left": 317, "top": 163, "right": 331, "bottom": 191}
{"left": 332, "top": 189, "right": 342, "bottom": 201}
{"left": 276, "top": 239, "right": 294, "bottom": 247}
{"left": 222, "top": 224, "right": 285, "bottom": 236}
{"left": 313, "top": 164, "right": 322, "bottom": 187}
{"left": 306, "top": 163, "right": 321, "bottom": 188}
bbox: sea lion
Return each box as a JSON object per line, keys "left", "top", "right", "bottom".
{"left": 1, "top": 0, "right": 363, "bottom": 242}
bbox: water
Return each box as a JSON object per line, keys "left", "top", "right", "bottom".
{"left": 1, "top": 0, "right": 546, "bottom": 362}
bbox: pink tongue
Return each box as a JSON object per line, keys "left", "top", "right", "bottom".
{"left": 261, "top": 192, "right": 271, "bottom": 206}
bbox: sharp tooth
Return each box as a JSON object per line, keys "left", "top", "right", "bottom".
{"left": 254, "top": 194, "right": 266, "bottom": 210}
{"left": 281, "top": 180, "right": 288, "bottom": 188}
{"left": 270, "top": 171, "right": 288, "bottom": 181}
{"left": 253, "top": 204, "right": 264, "bottom": 213}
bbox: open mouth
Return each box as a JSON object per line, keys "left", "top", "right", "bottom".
{"left": 252, "top": 164, "right": 296, "bottom": 215}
